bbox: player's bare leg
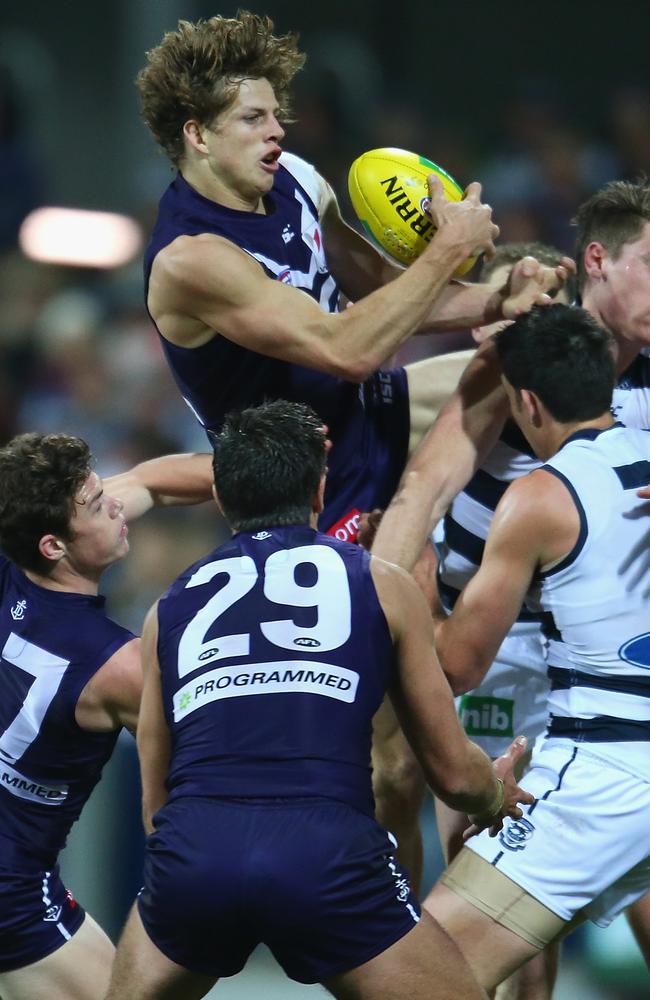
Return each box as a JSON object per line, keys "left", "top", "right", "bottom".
{"left": 104, "top": 904, "right": 217, "bottom": 1000}
{"left": 626, "top": 891, "right": 650, "bottom": 967}
{"left": 0, "top": 913, "right": 114, "bottom": 1000}
{"left": 435, "top": 786, "right": 558, "bottom": 1000}
{"left": 371, "top": 697, "right": 426, "bottom": 893}
{"left": 424, "top": 881, "right": 542, "bottom": 991}
{"left": 324, "top": 908, "right": 487, "bottom": 1000}
{"left": 405, "top": 351, "right": 474, "bottom": 455}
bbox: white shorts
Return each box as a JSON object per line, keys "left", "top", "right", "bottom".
{"left": 456, "top": 623, "right": 548, "bottom": 758}
{"left": 466, "top": 739, "right": 650, "bottom": 926}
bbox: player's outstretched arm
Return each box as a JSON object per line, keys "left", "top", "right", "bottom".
{"left": 372, "top": 340, "right": 509, "bottom": 571}
{"left": 372, "top": 556, "right": 532, "bottom": 827}
{"left": 136, "top": 602, "right": 171, "bottom": 835}
{"left": 425, "top": 253, "right": 575, "bottom": 333}
{"left": 106, "top": 453, "right": 213, "bottom": 523}
{"left": 149, "top": 177, "right": 498, "bottom": 382}
{"left": 435, "top": 471, "right": 578, "bottom": 694}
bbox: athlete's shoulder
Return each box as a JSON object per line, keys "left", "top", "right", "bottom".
{"left": 279, "top": 151, "right": 330, "bottom": 214}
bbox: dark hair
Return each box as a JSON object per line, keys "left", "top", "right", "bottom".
{"left": 573, "top": 178, "right": 650, "bottom": 294}
{"left": 495, "top": 304, "right": 615, "bottom": 422}
{"left": 481, "top": 241, "right": 577, "bottom": 303}
{"left": 0, "top": 433, "right": 92, "bottom": 572}
{"left": 212, "top": 400, "right": 327, "bottom": 531}
{"left": 137, "top": 11, "right": 306, "bottom": 165}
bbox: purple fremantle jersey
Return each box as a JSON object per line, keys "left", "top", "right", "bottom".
{"left": 156, "top": 525, "right": 395, "bottom": 816}
{"left": 0, "top": 557, "right": 134, "bottom": 870}
{"left": 143, "top": 154, "right": 411, "bottom": 537}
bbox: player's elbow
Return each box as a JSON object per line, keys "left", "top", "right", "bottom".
{"left": 438, "top": 650, "right": 488, "bottom": 696}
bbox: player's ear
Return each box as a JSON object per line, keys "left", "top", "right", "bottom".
{"left": 38, "top": 534, "right": 67, "bottom": 565}
{"left": 520, "top": 388, "right": 544, "bottom": 428}
{"left": 313, "top": 474, "right": 326, "bottom": 515}
{"left": 183, "top": 120, "right": 210, "bottom": 155}
{"left": 583, "top": 241, "right": 607, "bottom": 283}
{"left": 211, "top": 484, "right": 224, "bottom": 513}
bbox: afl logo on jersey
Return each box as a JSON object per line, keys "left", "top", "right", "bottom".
{"left": 499, "top": 817, "right": 535, "bottom": 852}
{"left": 619, "top": 632, "right": 650, "bottom": 669}
{"left": 293, "top": 637, "right": 321, "bottom": 648}
{"left": 278, "top": 268, "right": 293, "bottom": 284}
{"left": 198, "top": 648, "right": 220, "bottom": 661}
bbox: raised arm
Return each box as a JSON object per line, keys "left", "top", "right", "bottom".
{"left": 149, "top": 177, "right": 498, "bottom": 382}
{"left": 371, "top": 556, "right": 532, "bottom": 829}
{"left": 435, "top": 469, "right": 580, "bottom": 694}
{"left": 372, "top": 339, "right": 509, "bottom": 571}
{"left": 105, "top": 452, "right": 213, "bottom": 523}
{"left": 136, "top": 602, "right": 171, "bottom": 834}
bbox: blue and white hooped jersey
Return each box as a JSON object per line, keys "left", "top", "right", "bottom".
{"left": 437, "top": 420, "right": 543, "bottom": 626}
{"left": 156, "top": 525, "right": 395, "bottom": 815}
{"left": 438, "top": 352, "right": 650, "bottom": 625}
{"left": 525, "top": 425, "right": 650, "bottom": 775}
{"left": 0, "top": 557, "right": 134, "bottom": 871}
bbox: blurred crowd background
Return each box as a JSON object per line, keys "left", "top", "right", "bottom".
{"left": 1, "top": 1, "right": 650, "bottom": 996}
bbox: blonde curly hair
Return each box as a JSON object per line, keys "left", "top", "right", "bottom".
{"left": 137, "top": 10, "right": 306, "bottom": 165}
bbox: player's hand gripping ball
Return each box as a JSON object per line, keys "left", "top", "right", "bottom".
{"left": 348, "top": 147, "right": 477, "bottom": 275}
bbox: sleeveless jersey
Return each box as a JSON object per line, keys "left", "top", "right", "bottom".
{"left": 438, "top": 352, "right": 650, "bottom": 623}
{"left": 0, "top": 557, "right": 134, "bottom": 870}
{"left": 144, "top": 153, "right": 411, "bottom": 536}
{"left": 525, "top": 425, "right": 650, "bottom": 775}
{"left": 156, "top": 525, "right": 395, "bottom": 816}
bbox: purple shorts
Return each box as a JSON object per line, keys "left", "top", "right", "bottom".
{"left": 138, "top": 796, "right": 420, "bottom": 984}
{"left": 0, "top": 864, "right": 85, "bottom": 972}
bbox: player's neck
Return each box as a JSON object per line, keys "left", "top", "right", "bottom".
{"left": 22, "top": 564, "right": 100, "bottom": 597}
{"left": 582, "top": 293, "right": 641, "bottom": 375}
{"left": 552, "top": 412, "right": 616, "bottom": 455}
{"left": 181, "top": 161, "right": 266, "bottom": 214}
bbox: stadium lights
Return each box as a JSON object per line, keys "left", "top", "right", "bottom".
{"left": 19, "top": 207, "right": 143, "bottom": 268}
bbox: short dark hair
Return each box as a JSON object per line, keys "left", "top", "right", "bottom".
{"left": 0, "top": 433, "right": 92, "bottom": 573}
{"left": 137, "top": 11, "right": 306, "bottom": 165}
{"left": 495, "top": 304, "right": 615, "bottom": 423}
{"left": 481, "top": 241, "right": 577, "bottom": 303}
{"left": 573, "top": 178, "right": 650, "bottom": 294}
{"left": 212, "top": 400, "right": 327, "bottom": 532}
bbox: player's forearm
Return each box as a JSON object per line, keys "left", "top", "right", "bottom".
{"left": 373, "top": 368, "right": 507, "bottom": 570}
{"left": 421, "top": 279, "right": 505, "bottom": 333}
{"left": 331, "top": 232, "right": 473, "bottom": 378}
{"left": 113, "top": 453, "right": 213, "bottom": 522}
{"left": 435, "top": 739, "right": 503, "bottom": 817}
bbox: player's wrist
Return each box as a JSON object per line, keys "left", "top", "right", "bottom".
{"left": 469, "top": 776, "right": 504, "bottom": 827}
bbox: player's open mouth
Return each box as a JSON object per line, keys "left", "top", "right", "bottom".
{"left": 261, "top": 149, "right": 281, "bottom": 172}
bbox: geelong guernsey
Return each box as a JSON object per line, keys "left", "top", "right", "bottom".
{"left": 438, "top": 351, "right": 650, "bottom": 624}
{"left": 156, "top": 525, "right": 395, "bottom": 816}
{"left": 526, "top": 425, "right": 650, "bottom": 777}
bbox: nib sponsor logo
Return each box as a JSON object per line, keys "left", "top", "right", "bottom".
{"left": 458, "top": 695, "right": 514, "bottom": 737}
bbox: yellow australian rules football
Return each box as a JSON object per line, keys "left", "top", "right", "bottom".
{"left": 348, "top": 147, "right": 477, "bottom": 275}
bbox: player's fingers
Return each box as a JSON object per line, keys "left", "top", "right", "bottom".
{"left": 464, "top": 180, "right": 483, "bottom": 201}
{"left": 636, "top": 485, "right": 650, "bottom": 499}
{"left": 560, "top": 255, "right": 577, "bottom": 274}
{"left": 427, "top": 174, "right": 445, "bottom": 199}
